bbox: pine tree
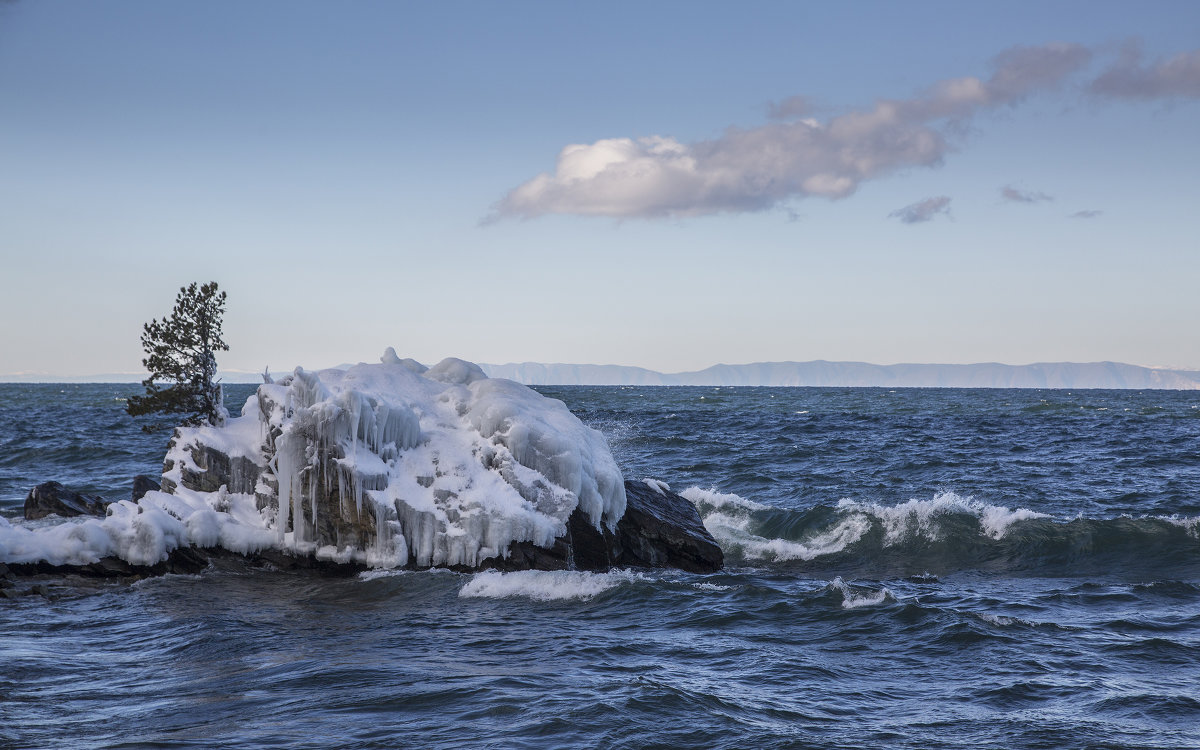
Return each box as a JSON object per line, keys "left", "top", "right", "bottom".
{"left": 127, "top": 282, "right": 229, "bottom": 431}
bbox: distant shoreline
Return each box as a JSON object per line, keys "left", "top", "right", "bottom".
{"left": 4, "top": 359, "right": 1200, "bottom": 390}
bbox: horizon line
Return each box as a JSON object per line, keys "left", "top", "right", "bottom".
{"left": 4, "top": 357, "right": 1200, "bottom": 383}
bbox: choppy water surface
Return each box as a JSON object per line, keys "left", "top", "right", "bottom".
{"left": 2, "top": 384, "right": 1199, "bottom": 748}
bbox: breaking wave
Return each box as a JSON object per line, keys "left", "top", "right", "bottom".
{"left": 681, "top": 487, "right": 1200, "bottom": 578}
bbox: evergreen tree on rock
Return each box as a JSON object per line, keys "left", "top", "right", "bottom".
{"left": 127, "top": 281, "right": 229, "bottom": 431}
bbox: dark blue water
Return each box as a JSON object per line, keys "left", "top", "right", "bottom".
{"left": 3, "top": 384, "right": 1199, "bottom": 748}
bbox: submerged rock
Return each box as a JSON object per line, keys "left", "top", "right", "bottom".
{"left": 23, "top": 482, "right": 107, "bottom": 520}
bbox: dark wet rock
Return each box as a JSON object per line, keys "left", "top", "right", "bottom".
{"left": 486, "top": 536, "right": 571, "bottom": 572}
{"left": 23, "top": 482, "right": 107, "bottom": 520}
{"left": 132, "top": 474, "right": 160, "bottom": 501}
{"left": 486, "top": 480, "right": 723, "bottom": 574}
{"left": 5, "top": 546, "right": 214, "bottom": 580}
{"left": 610, "top": 480, "right": 724, "bottom": 573}
{"left": 1, "top": 588, "right": 20, "bottom": 600}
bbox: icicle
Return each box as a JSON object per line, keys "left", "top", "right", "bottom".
{"left": 349, "top": 393, "right": 362, "bottom": 516}
{"left": 309, "top": 464, "right": 318, "bottom": 538}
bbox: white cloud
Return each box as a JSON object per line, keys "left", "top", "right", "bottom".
{"left": 492, "top": 43, "right": 1091, "bottom": 221}
{"left": 889, "top": 196, "right": 952, "bottom": 224}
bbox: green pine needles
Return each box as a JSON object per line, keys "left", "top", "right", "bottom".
{"left": 126, "top": 281, "right": 230, "bottom": 432}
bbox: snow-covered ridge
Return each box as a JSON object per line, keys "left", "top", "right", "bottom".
{"left": 1, "top": 353, "right": 627, "bottom": 570}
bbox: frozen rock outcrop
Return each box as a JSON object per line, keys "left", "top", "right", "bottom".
{"left": 2, "top": 353, "right": 722, "bottom": 576}
{"left": 158, "top": 354, "right": 627, "bottom": 569}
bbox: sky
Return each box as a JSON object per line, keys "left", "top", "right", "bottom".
{"left": 1, "top": 0, "right": 1198, "bottom": 377}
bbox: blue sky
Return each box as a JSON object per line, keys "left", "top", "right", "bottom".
{"left": 2, "top": 1, "right": 1198, "bottom": 376}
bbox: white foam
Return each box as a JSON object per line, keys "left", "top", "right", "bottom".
{"left": 680, "top": 486, "right": 767, "bottom": 512}
{"left": 1166, "top": 516, "right": 1200, "bottom": 538}
{"left": 678, "top": 486, "right": 1050, "bottom": 564}
{"left": 837, "top": 492, "right": 1049, "bottom": 540}
{"left": 357, "top": 568, "right": 410, "bottom": 582}
{"left": 706, "top": 510, "right": 871, "bottom": 562}
{"left": 681, "top": 486, "right": 869, "bottom": 562}
{"left": 830, "top": 577, "right": 894, "bottom": 609}
{"left": 458, "top": 569, "right": 641, "bottom": 601}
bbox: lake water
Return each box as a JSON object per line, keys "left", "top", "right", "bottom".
{"left": 2, "top": 383, "right": 1199, "bottom": 748}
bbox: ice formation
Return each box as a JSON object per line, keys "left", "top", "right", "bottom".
{"left": 0, "top": 353, "right": 627, "bottom": 570}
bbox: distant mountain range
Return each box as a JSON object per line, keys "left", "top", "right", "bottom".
{"left": 5, "top": 360, "right": 1200, "bottom": 389}
{"left": 477, "top": 361, "right": 1200, "bottom": 390}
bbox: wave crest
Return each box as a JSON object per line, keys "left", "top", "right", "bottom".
{"left": 679, "top": 487, "right": 1200, "bottom": 577}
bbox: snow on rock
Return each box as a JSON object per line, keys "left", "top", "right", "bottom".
{"left": 0, "top": 487, "right": 276, "bottom": 568}
{"left": 381, "top": 346, "right": 427, "bottom": 374}
{"left": 0, "top": 352, "right": 627, "bottom": 571}
{"left": 642, "top": 478, "right": 671, "bottom": 496}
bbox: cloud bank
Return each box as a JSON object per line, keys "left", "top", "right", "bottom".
{"left": 890, "top": 196, "right": 952, "bottom": 224}
{"left": 491, "top": 41, "right": 1197, "bottom": 222}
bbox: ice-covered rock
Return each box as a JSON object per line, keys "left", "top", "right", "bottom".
{"left": 1, "top": 354, "right": 629, "bottom": 572}
{"left": 2, "top": 352, "right": 723, "bottom": 577}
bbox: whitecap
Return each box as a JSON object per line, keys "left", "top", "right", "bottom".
{"left": 829, "top": 577, "right": 894, "bottom": 609}
{"left": 836, "top": 492, "right": 1049, "bottom": 541}
{"left": 458, "top": 569, "right": 641, "bottom": 601}
{"left": 357, "top": 568, "right": 410, "bottom": 582}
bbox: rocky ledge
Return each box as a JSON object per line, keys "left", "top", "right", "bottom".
{"left": 8, "top": 476, "right": 722, "bottom": 580}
